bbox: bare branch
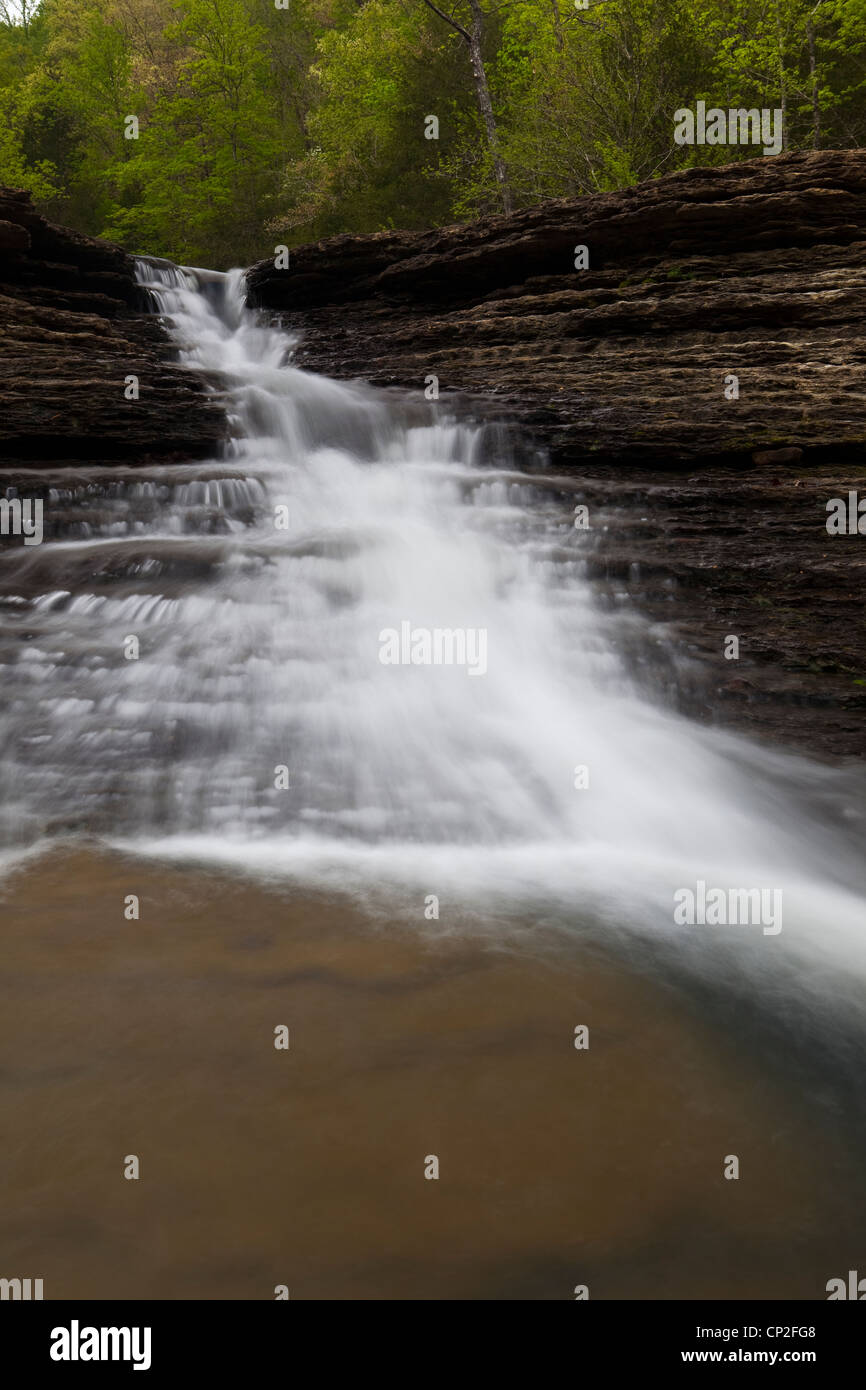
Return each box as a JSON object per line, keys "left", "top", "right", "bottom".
{"left": 421, "top": 0, "right": 471, "bottom": 44}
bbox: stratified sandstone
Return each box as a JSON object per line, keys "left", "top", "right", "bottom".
{"left": 248, "top": 149, "right": 866, "bottom": 470}
{"left": 0, "top": 188, "right": 224, "bottom": 466}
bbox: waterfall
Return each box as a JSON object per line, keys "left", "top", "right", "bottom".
{"left": 1, "top": 259, "right": 863, "bottom": 1002}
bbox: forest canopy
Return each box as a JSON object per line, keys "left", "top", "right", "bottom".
{"left": 1, "top": 0, "right": 865, "bottom": 266}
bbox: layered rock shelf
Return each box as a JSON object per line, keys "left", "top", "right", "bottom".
{"left": 248, "top": 148, "right": 866, "bottom": 471}
{"left": 0, "top": 188, "right": 224, "bottom": 466}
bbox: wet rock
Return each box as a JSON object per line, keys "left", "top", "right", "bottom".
{"left": 0, "top": 188, "right": 225, "bottom": 466}
{"left": 248, "top": 149, "right": 866, "bottom": 471}
{"left": 753, "top": 447, "right": 804, "bottom": 466}
{"left": 574, "top": 458, "right": 866, "bottom": 758}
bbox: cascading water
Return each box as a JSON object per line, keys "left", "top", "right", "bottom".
{"left": 1, "top": 260, "right": 863, "bottom": 1004}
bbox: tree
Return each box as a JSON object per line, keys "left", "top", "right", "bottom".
{"left": 1, "top": 0, "right": 865, "bottom": 259}
{"left": 422, "top": 0, "right": 513, "bottom": 213}
{"left": 274, "top": 0, "right": 461, "bottom": 238}
{"left": 0, "top": 0, "right": 37, "bottom": 36}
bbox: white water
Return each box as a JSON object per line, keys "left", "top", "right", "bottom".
{"left": 2, "top": 262, "right": 864, "bottom": 997}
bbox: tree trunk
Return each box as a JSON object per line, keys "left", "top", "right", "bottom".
{"left": 807, "top": 17, "right": 821, "bottom": 149}
{"left": 465, "top": 0, "right": 513, "bottom": 215}
{"left": 421, "top": 0, "right": 513, "bottom": 216}
{"left": 549, "top": 0, "right": 564, "bottom": 53}
{"left": 773, "top": 1, "right": 789, "bottom": 150}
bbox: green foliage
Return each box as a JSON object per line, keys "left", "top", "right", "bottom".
{"left": 274, "top": 0, "right": 458, "bottom": 236}
{"left": 0, "top": 0, "right": 864, "bottom": 263}
{"left": 101, "top": 0, "right": 295, "bottom": 263}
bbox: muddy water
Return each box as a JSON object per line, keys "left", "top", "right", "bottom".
{"left": 0, "top": 847, "right": 862, "bottom": 1301}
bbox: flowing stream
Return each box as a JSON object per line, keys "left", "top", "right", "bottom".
{"left": 1, "top": 261, "right": 864, "bottom": 1008}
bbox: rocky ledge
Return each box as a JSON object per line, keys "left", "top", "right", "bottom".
{"left": 0, "top": 188, "right": 224, "bottom": 466}
{"left": 248, "top": 149, "right": 866, "bottom": 470}
{"left": 248, "top": 150, "right": 866, "bottom": 757}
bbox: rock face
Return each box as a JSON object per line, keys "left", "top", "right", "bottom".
{"left": 248, "top": 150, "right": 866, "bottom": 758}
{"left": 0, "top": 187, "right": 224, "bottom": 466}
{"left": 248, "top": 148, "right": 866, "bottom": 470}
{"left": 570, "top": 460, "right": 866, "bottom": 759}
